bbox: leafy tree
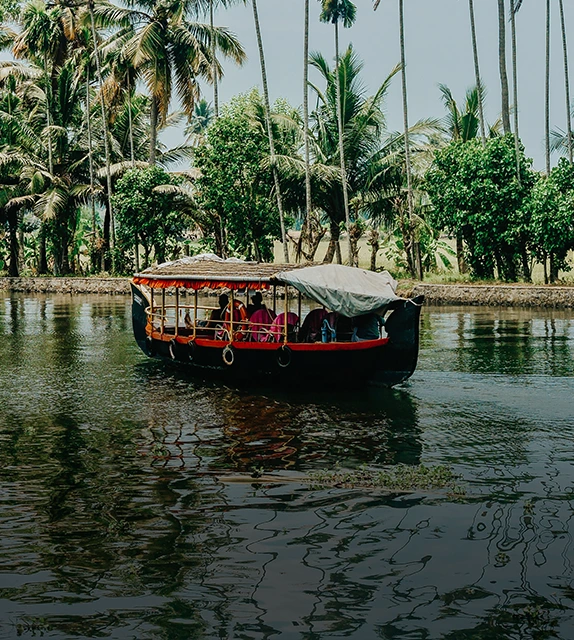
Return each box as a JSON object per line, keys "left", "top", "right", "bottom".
{"left": 526, "top": 158, "right": 574, "bottom": 282}
{"left": 426, "top": 135, "right": 535, "bottom": 281}
{"left": 113, "top": 165, "right": 187, "bottom": 269}
{"left": 193, "top": 93, "right": 282, "bottom": 261}
{"left": 98, "top": 0, "right": 246, "bottom": 164}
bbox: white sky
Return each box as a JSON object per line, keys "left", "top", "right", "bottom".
{"left": 163, "top": 0, "right": 572, "bottom": 171}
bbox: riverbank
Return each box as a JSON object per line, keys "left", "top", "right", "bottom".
{"left": 3, "top": 276, "right": 574, "bottom": 308}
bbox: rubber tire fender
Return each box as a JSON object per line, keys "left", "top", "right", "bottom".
{"left": 169, "top": 339, "right": 178, "bottom": 360}
{"left": 277, "top": 345, "right": 292, "bottom": 368}
{"left": 145, "top": 335, "right": 154, "bottom": 356}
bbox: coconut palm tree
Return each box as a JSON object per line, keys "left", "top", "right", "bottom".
{"left": 309, "top": 48, "right": 407, "bottom": 265}
{"left": 510, "top": 0, "right": 522, "bottom": 183}
{"left": 320, "top": 0, "right": 356, "bottom": 266}
{"left": 251, "top": 0, "right": 289, "bottom": 262}
{"left": 375, "top": 0, "right": 421, "bottom": 278}
{"left": 439, "top": 84, "right": 483, "bottom": 143}
{"left": 558, "top": 0, "right": 572, "bottom": 163}
{"left": 545, "top": 0, "right": 551, "bottom": 173}
{"left": 98, "top": 0, "right": 245, "bottom": 165}
{"left": 468, "top": 0, "right": 486, "bottom": 145}
{"left": 498, "top": 0, "right": 511, "bottom": 134}
{"left": 302, "top": 0, "right": 312, "bottom": 258}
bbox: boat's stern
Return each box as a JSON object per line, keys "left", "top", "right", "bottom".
{"left": 372, "top": 295, "right": 425, "bottom": 386}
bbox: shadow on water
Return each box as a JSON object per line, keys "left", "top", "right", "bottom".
{"left": 1, "top": 295, "right": 574, "bottom": 638}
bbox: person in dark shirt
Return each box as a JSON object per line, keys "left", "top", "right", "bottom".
{"left": 247, "top": 291, "right": 265, "bottom": 318}
{"left": 351, "top": 313, "right": 384, "bottom": 341}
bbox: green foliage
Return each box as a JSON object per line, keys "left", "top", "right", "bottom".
{"left": 426, "top": 135, "right": 536, "bottom": 281}
{"left": 113, "top": 166, "right": 187, "bottom": 270}
{"left": 526, "top": 158, "right": 574, "bottom": 276}
{"left": 193, "top": 92, "right": 282, "bottom": 261}
{"left": 0, "top": 0, "right": 20, "bottom": 22}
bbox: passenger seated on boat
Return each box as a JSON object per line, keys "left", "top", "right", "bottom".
{"left": 247, "top": 291, "right": 265, "bottom": 318}
{"left": 266, "top": 312, "right": 299, "bottom": 342}
{"left": 351, "top": 313, "right": 384, "bottom": 341}
{"left": 249, "top": 307, "right": 277, "bottom": 342}
{"left": 207, "top": 293, "right": 229, "bottom": 337}
{"left": 298, "top": 308, "right": 328, "bottom": 342}
{"left": 184, "top": 310, "right": 194, "bottom": 330}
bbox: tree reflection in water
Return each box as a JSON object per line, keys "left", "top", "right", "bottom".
{"left": 0, "top": 294, "right": 574, "bottom": 638}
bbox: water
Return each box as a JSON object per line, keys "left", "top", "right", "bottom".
{"left": 0, "top": 293, "right": 573, "bottom": 639}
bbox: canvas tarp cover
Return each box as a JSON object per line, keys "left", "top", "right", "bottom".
{"left": 274, "top": 264, "right": 403, "bottom": 317}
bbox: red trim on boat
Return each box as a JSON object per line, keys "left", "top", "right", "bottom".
{"left": 151, "top": 332, "right": 388, "bottom": 350}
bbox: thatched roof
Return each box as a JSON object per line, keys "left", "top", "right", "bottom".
{"left": 133, "top": 254, "right": 313, "bottom": 289}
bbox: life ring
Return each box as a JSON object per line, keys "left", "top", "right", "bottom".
{"left": 222, "top": 345, "right": 235, "bottom": 366}
{"left": 187, "top": 339, "right": 196, "bottom": 362}
{"left": 223, "top": 300, "right": 249, "bottom": 341}
{"left": 145, "top": 335, "right": 154, "bottom": 355}
{"left": 277, "top": 345, "right": 292, "bottom": 368}
{"left": 169, "top": 339, "right": 177, "bottom": 360}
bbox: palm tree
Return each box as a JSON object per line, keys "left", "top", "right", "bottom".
{"left": 545, "top": 0, "right": 551, "bottom": 173}
{"left": 498, "top": 0, "right": 511, "bottom": 134}
{"left": 468, "top": 0, "right": 486, "bottom": 145}
{"left": 510, "top": 0, "right": 522, "bottom": 183}
{"left": 309, "top": 48, "right": 407, "bottom": 265}
{"left": 320, "top": 0, "right": 356, "bottom": 266}
{"left": 207, "top": 0, "right": 245, "bottom": 119}
{"left": 380, "top": 0, "right": 421, "bottom": 278}
{"left": 99, "top": 0, "right": 245, "bottom": 165}
{"left": 558, "top": 0, "right": 572, "bottom": 164}
{"left": 88, "top": 0, "right": 115, "bottom": 256}
{"left": 251, "top": 0, "right": 289, "bottom": 262}
{"left": 302, "top": 0, "right": 312, "bottom": 259}
{"left": 439, "top": 84, "right": 485, "bottom": 143}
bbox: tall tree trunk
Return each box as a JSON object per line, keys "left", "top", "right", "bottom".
{"left": 38, "top": 224, "right": 48, "bottom": 274}
{"left": 89, "top": 1, "right": 115, "bottom": 259}
{"left": 399, "top": 0, "right": 421, "bottom": 279}
{"left": 468, "top": 0, "right": 486, "bottom": 145}
{"left": 323, "top": 219, "right": 340, "bottom": 263}
{"left": 303, "top": 0, "right": 312, "bottom": 260}
{"left": 8, "top": 210, "right": 19, "bottom": 277}
{"left": 545, "top": 0, "right": 551, "bottom": 174}
{"left": 211, "top": 0, "right": 219, "bottom": 118}
{"left": 510, "top": 0, "right": 521, "bottom": 184}
{"left": 334, "top": 21, "right": 352, "bottom": 266}
{"left": 149, "top": 95, "right": 158, "bottom": 165}
{"left": 559, "top": 0, "right": 573, "bottom": 163}
{"left": 252, "top": 0, "right": 289, "bottom": 262}
{"left": 498, "top": 0, "right": 511, "bottom": 134}
{"left": 43, "top": 53, "right": 53, "bottom": 175}
{"left": 127, "top": 73, "right": 135, "bottom": 165}
{"left": 86, "top": 68, "right": 97, "bottom": 271}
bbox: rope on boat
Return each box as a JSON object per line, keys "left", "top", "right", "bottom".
{"left": 222, "top": 345, "right": 235, "bottom": 366}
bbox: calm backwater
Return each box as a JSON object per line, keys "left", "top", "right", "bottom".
{"left": 1, "top": 293, "right": 573, "bottom": 639}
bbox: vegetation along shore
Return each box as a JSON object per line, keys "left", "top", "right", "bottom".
{"left": 3, "top": 276, "right": 574, "bottom": 309}
{"left": 1, "top": 1, "right": 574, "bottom": 287}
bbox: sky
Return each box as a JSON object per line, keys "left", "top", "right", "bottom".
{"left": 164, "top": 0, "right": 572, "bottom": 171}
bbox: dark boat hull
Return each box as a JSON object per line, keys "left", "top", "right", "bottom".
{"left": 131, "top": 283, "right": 423, "bottom": 388}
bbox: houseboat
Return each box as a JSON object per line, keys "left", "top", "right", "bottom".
{"left": 131, "top": 255, "right": 424, "bottom": 387}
